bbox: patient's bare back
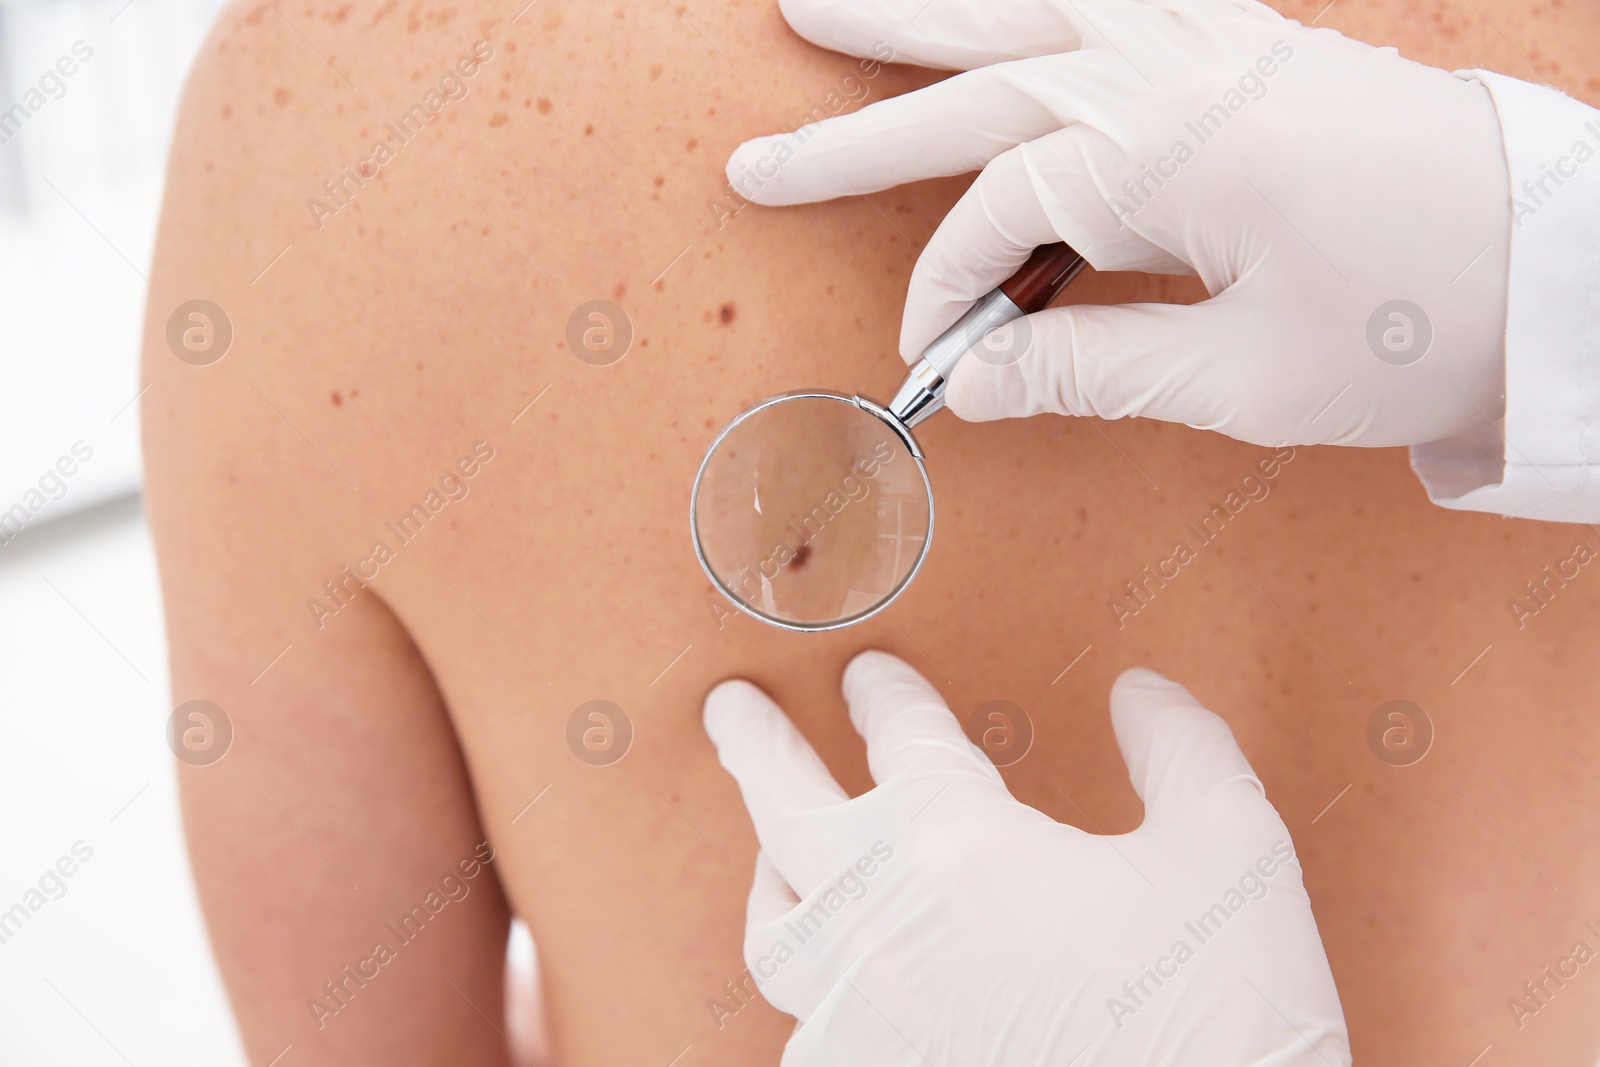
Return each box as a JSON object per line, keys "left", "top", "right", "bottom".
{"left": 142, "top": 1, "right": 1600, "bottom": 1063}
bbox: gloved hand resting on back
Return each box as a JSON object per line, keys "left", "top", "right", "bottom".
{"left": 702, "top": 650, "right": 1351, "bottom": 1066}
{"left": 727, "top": 0, "right": 1510, "bottom": 449}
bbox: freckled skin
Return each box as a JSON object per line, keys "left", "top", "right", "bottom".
{"left": 142, "top": 2, "right": 1600, "bottom": 1066}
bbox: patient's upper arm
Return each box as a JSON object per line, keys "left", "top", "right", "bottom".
{"left": 140, "top": 6, "right": 517, "bottom": 1064}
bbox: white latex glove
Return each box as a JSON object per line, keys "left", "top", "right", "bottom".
{"left": 702, "top": 650, "right": 1350, "bottom": 1066}
{"left": 726, "top": 0, "right": 1511, "bottom": 448}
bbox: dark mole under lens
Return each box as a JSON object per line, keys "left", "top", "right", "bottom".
{"left": 693, "top": 393, "right": 934, "bottom": 628}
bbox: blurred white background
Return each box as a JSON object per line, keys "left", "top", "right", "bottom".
{"left": 1, "top": 0, "right": 247, "bottom": 1060}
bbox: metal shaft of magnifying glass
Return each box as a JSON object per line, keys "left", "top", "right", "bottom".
{"left": 887, "top": 288, "right": 1025, "bottom": 429}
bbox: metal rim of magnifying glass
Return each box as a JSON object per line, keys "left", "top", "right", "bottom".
{"left": 689, "top": 390, "right": 933, "bottom": 633}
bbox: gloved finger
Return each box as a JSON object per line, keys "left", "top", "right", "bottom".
{"left": 777, "top": 0, "right": 1096, "bottom": 71}
{"left": 842, "top": 650, "right": 1001, "bottom": 786}
{"left": 942, "top": 296, "right": 1254, "bottom": 437}
{"left": 900, "top": 129, "right": 1194, "bottom": 359}
{"left": 775, "top": 0, "right": 1280, "bottom": 71}
{"left": 705, "top": 679, "right": 853, "bottom": 887}
{"left": 1108, "top": 667, "right": 1265, "bottom": 821}
{"left": 726, "top": 49, "right": 1150, "bottom": 207}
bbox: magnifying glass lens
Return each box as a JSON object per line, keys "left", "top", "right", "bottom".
{"left": 692, "top": 395, "right": 931, "bottom": 630}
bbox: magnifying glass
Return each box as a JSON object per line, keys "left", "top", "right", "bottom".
{"left": 691, "top": 242, "right": 1087, "bottom": 632}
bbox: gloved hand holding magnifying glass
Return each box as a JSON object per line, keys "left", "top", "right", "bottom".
{"left": 728, "top": 0, "right": 1512, "bottom": 450}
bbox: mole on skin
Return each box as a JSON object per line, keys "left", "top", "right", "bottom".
{"left": 787, "top": 543, "right": 811, "bottom": 570}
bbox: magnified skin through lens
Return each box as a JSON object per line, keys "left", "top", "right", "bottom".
{"left": 694, "top": 396, "right": 930, "bottom": 628}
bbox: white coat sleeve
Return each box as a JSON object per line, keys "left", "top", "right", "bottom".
{"left": 1409, "top": 70, "right": 1600, "bottom": 522}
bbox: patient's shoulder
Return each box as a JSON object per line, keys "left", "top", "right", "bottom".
{"left": 143, "top": 0, "right": 513, "bottom": 435}
{"left": 140, "top": 0, "right": 930, "bottom": 541}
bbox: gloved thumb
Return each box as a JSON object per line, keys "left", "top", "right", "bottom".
{"left": 943, "top": 297, "right": 1247, "bottom": 434}
{"left": 746, "top": 851, "right": 800, "bottom": 939}
{"left": 741, "top": 851, "right": 807, "bottom": 1018}
{"left": 1109, "top": 667, "right": 1264, "bottom": 821}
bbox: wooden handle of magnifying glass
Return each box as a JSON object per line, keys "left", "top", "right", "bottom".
{"left": 998, "top": 242, "right": 1088, "bottom": 313}
{"left": 898, "top": 241, "right": 1091, "bottom": 398}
